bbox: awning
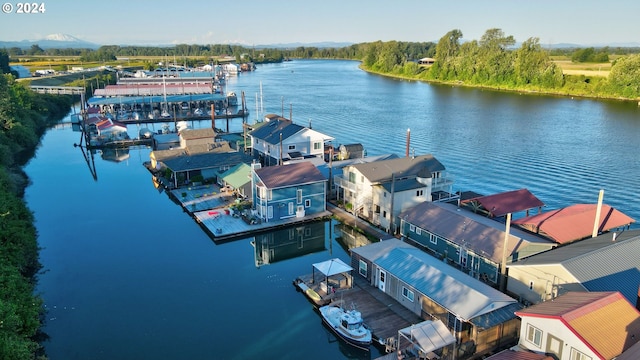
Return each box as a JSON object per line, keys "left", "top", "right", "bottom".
{"left": 312, "top": 258, "right": 352, "bottom": 276}
{"left": 398, "top": 320, "right": 456, "bottom": 355}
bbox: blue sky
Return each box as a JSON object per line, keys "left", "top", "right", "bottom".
{"left": 1, "top": 0, "right": 639, "bottom": 46}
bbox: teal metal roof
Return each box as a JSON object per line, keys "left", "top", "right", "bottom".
{"left": 220, "top": 163, "right": 251, "bottom": 189}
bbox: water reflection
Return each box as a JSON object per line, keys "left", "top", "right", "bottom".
{"left": 334, "top": 221, "right": 374, "bottom": 253}
{"left": 100, "top": 147, "right": 130, "bottom": 162}
{"left": 251, "top": 221, "right": 327, "bottom": 267}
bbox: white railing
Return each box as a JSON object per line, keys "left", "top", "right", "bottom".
{"left": 333, "top": 175, "right": 361, "bottom": 193}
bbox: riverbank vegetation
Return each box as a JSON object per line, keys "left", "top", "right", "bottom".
{"left": 359, "top": 28, "right": 640, "bottom": 101}
{"left": 8, "top": 28, "right": 640, "bottom": 102}
{"left": 1, "top": 49, "right": 71, "bottom": 359}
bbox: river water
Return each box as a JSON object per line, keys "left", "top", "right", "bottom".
{"left": 25, "top": 59, "right": 640, "bottom": 360}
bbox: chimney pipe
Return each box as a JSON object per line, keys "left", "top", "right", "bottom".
{"left": 592, "top": 189, "right": 604, "bottom": 238}
{"left": 405, "top": 128, "right": 410, "bottom": 158}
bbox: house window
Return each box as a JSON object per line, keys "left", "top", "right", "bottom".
{"left": 375, "top": 205, "right": 380, "bottom": 214}
{"left": 526, "top": 324, "right": 542, "bottom": 348}
{"left": 267, "top": 205, "right": 273, "bottom": 219}
{"left": 268, "top": 189, "right": 272, "bottom": 200}
{"left": 288, "top": 145, "right": 296, "bottom": 150}
{"left": 348, "top": 172, "right": 356, "bottom": 183}
{"left": 297, "top": 189, "right": 302, "bottom": 204}
{"left": 288, "top": 228, "right": 295, "bottom": 240}
{"left": 304, "top": 227, "right": 311, "bottom": 236}
{"left": 416, "top": 227, "right": 422, "bottom": 235}
{"left": 304, "top": 199, "right": 311, "bottom": 207}
{"left": 383, "top": 192, "right": 387, "bottom": 197}
{"left": 570, "top": 348, "right": 591, "bottom": 360}
{"left": 288, "top": 202, "right": 294, "bottom": 215}
{"left": 359, "top": 260, "right": 367, "bottom": 277}
{"left": 529, "top": 281, "right": 534, "bottom": 290}
{"left": 382, "top": 211, "right": 387, "bottom": 218}
{"left": 313, "top": 141, "right": 322, "bottom": 150}
{"left": 402, "top": 287, "right": 415, "bottom": 302}
{"left": 430, "top": 234, "right": 437, "bottom": 245}
{"left": 416, "top": 190, "right": 423, "bottom": 196}
{"left": 409, "top": 224, "right": 415, "bottom": 232}
{"left": 360, "top": 175, "right": 364, "bottom": 183}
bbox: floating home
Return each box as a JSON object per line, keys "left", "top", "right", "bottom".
{"left": 351, "top": 239, "right": 522, "bottom": 359}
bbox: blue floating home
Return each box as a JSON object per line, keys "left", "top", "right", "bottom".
{"left": 251, "top": 162, "right": 327, "bottom": 222}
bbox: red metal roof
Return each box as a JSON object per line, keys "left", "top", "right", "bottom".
{"left": 512, "top": 204, "right": 635, "bottom": 244}
{"left": 462, "top": 189, "right": 545, "bottom": 217}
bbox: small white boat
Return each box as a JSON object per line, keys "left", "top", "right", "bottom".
{"left": 319, "top": 305, "right": 371, "bottom": 351}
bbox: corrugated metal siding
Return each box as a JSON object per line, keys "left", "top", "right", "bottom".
{"left": 564, "top": 235, "right": 640, "bottom": 305}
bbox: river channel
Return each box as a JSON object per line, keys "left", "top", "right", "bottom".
{"left": 25, "top": 59, "right": 640, "bottom": 360}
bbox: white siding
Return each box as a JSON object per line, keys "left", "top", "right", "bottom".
{"left": 518, "top": 317, "right": 598, "bottom": 359}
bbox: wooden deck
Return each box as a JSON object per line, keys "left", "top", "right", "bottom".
{"left": 295, "top": 272, "right": 424, "bottom": 354}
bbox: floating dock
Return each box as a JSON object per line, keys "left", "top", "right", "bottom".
{"left": 161, "top": 181, "right": 331, "bottom": 243}
{"left": 294, "top": 273, "right": 423, "bottom": 354}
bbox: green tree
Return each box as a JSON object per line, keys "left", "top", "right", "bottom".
{"left": 0, "top": 49, "right": 12, "bottom": 75}
{"left": 431, "top": 29, "right": 463, "bottom": 80}
{"left": 513, "top": 37, "right": 562, "bottom": 87}
{"left": 375, "top": 41, "right": 404, "bottom": 72}
{"left": 607, "top": 54, "right": 640, "bottom": 98}
{"left": 26, "top": 44, "right": 44, "bottom": 56}
{"left": 476, "top": 28, "right": 515, "bottom": 84}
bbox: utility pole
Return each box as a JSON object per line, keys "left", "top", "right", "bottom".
{"left": 500, "top": 213, "right": 511, "bottom": 292}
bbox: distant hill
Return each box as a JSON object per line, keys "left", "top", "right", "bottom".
{"left": 0, "top": 33, "right": 100, "bottom": 49}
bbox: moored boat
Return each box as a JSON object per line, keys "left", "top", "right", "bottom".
{"left": 319, "top": 305, "right": 371, "bottom": 351}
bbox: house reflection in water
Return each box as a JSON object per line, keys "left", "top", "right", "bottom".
{"left": 251, "top": 221, "right": 327, "bottom": 267}
{"left": 101, "top": 147, "right": 130, "bottom": 162}
{"left": 334, "top": 222, "right": 373, "bottom": 252}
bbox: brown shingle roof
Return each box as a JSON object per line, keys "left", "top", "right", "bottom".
{"left": 516, "top": 292, "right": 640, "bottom": 359}
{"left": 351, "top": 154, "right": 444, "bottom": 184}
{"left": 512, "top": 204, "right": 635, "bottom": 244}
{"left": 179, "top": 128, "right": 216, "bottom": 141}
{"left": 255, "top": 161, "right": 326, "bottom": 189}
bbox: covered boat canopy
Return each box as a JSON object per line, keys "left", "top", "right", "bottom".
{"left": 313, "top": 258, "right": 352, "bottom": 276}
{"left": 398, "top": 320, "right": 456, "bottom": 357}
{"left": 312, "top": 258, "right": 353, "bottom": 290}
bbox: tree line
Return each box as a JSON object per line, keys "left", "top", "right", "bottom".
{"left": 360, "top": 28, "right": 640, "bottom": 100}
{"left": 0, "top": 48, "right": 72, "bottom": 359}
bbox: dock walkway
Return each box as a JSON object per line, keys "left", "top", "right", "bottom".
{"left": 296, "top": 271, "right": 423, "bottom": 355}
{"left": 341, "top": 276, "right": 423, "bottom": 346}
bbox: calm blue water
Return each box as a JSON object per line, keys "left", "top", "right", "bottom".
{"left": 25, "top": 60, "right": 640, "bottom": 360}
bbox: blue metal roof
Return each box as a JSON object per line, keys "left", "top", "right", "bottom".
{"left": 374, "top": 246, "right": 517, "bottom": 321}
{"left": 248, "top": 119, "right": 305, "bottom": 144}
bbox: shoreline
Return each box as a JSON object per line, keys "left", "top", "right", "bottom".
{"left": 359, "top": 64, "right": 640, "bottom": 104}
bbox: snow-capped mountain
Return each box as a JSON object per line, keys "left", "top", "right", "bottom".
{"left": 0, "top": 33, "right": 100, "bottom": 49}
